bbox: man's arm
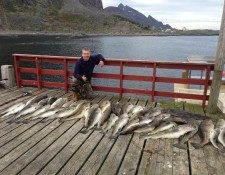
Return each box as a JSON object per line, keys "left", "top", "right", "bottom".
{"left": 92, "top": 54, "right": 105, "bottom": 67}
{"left": 73, "top": 61, "right": 82, "bottom": 81}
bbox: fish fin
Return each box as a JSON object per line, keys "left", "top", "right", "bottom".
{"left": 80, "top": 129, "right": 89, "bottom": 134}
{"left": 58, "top": 118, "right": 65, "bottom": 123}
{"left": 190, "top": 142, "right": 201, "bottom": 149}
{"left": 100, "top": 129, "right": 107, "bottom": 134}
{"left": 6, "top": 119, "right": 15, "bottom": 124}
{"left": 15, "top": 120, "right": 22, "bottom": 124}
{"left": 22, "top": 120, "right": 29, "bottom": 124}
{"left": 173, "top": 143, "right": 187, "bottom": 150}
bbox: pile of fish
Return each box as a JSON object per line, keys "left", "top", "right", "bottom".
{"left": 1, "top": 94, "right": 225, "bottom": 151}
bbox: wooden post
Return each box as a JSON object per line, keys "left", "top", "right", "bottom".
{"left": 207, "top": 1, "right": 225, "bottom": 113}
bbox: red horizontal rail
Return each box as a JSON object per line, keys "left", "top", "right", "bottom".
{"left": 13, "top": 54, "right": 214, "bottom": 108}
{"left": 20, "top": 79, "right": 38, "bottom": 86}
{"left": 155, "top": 91, "right": 209, "bottom": 100}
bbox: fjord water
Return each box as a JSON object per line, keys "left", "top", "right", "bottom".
{"left": 0, "top": 35, "right": 219, "bottom": 98}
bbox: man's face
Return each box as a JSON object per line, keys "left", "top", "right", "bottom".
{"left": 82, "top": 50, "right": 90, "bottom": 61}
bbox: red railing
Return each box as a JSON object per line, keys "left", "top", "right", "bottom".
{"left": 13, "top": 54, "right": 215, "bottom": 108}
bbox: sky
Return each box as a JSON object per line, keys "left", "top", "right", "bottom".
{"left": 102, "top": 0, "right": 224, "bottom": 30}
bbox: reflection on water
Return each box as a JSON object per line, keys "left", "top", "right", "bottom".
{"left": 0, "top": 35, "right": 219, "bottom": 99}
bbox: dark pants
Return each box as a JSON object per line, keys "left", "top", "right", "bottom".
{"left": 71, "top": 78, "right": 93, "bottom": 99}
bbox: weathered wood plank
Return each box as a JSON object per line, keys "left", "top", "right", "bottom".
{"left": 69, "top": 96, "right": 127, "bottom": 175}
{"left": 0, "top": 121, "right": 52, "bottom": 159}
{"left": 162, "top": 139, "right": 173, "bottom": 175}
{"left": 17, "top": 120, "right": 84, "bottom": 175}
{"left": 0, "top": 120, "right": 63, "bottom": 172}
{"left": 97, "top": 134, "right": 133, "bottom": 175}
{"left": 172, "top": 139, "right": 190, "bottom": 175}
{"left": 185, "top": 102, "right": 209, "bottom": 175}
{"left": 59, "top": 98, "right": 130, "bottom": 174}
{"left": 37, "top": 95, "right": 111, "bottom": 175}
{"left": 0, "top": 88, "right": 39, "bottom": 107}
{"left": 117, "top": 98, "right": 146, "bottom": 175}
{"left": 57, "top": 131, "right": 104, "bottom": 175}
{"left": 202, "top": 145, "right": 225, "bottom": 175}
{"left": 144, "top": 139, "right": 160, "bottom": 175}
{"left": 0, "top": 90, "right": 57, "bottom": 136}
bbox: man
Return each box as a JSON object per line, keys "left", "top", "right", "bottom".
{"left": 71, "top": 47, "right": 105, "bottom": 101}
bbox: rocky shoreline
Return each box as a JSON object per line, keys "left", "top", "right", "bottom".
{"left": 0, "top": 30, "right": 219, "bottom": 37}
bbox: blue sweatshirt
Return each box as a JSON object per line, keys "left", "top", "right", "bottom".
{"left": 73, "top": 54, "right": 105, "bottom": 81}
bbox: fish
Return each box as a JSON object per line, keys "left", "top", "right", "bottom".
{"left": 218, "top": 128, "right": 225, "bottom": 147}
{"left": 60, "top": 101, "right": 91, "bottom": 121}
{"left": 0, "top": 102, "right": 25, "bottom": 117}
{"left": 11, "top": 95, "right": 48, "bottom": 118}
{"left": 149, "top": 109, "right": 162, "bottom": 118}
{"left": 134, "top": 125, "right": 156, "bottom": 134}
{"left": 120, "top": 117, "right": 153, "bottom": 135}
{"left": 22, "top": 104, "right": 51, "bottom": 122}
{"left": 120, "top": 102, "right": 134, "bottom": 114}
{"left": 210, "top": 129, "right": 221, "bottom": 150}
{"left": 25, "top": 94, "right": 48, "bottom": 106}
{"left": 163, "top": 115, "right": 188, "bottom": 124}
{"left": 9, "top": 104, "right": 42, "bottom": 123}
{"left": 146, "top": 121, "right": 177, "bottom": 135}
{"left": 38, "top": 98, "right": 49, "bottom": 106}
{"left": 101, "top": 113, "right": 119, "bottom": 134}
{"left": 80, "top": 107, "right": 102, "bottom": 134}
{"left": 164, "top": 108, "right": 208, "bottom": 120}
{"left": 83, "top": 104, "right": 99, "bottom": 128}
{"left": 1, "top": 103, "right": 26, "bottom": 118}
{"left": 173, "top": 119, "right": 199, "bottom": 149}
{"left": 129, "top": 106, "right": 150, "bottom": 120}
{"left": 129, "top": 105, "right": 144, "bottom": 115}
{"left": 69, "top": 100, "right": 90, "bottom": 108}
{"left": 33, "top": 108, "right": 64, "bottom": 119}
{"left": 110, "top": 113, "right": 129, "bottom": 139}
{"left": 140, "top": 124, "right": 195, "bottom": 139}
{"left": 216, "top": 119, "right": 225, "bottom": 148}
{"left": 97, "top": 100, "right": 111, "bottom": 129}
{"left": 47, "top": 97, "right": 57, "bottom": 105}
{"left": 111, "top": 101, "right": 121, "bottom": 116}
{"left": 62, "top": 100, "right": 74, "bottom": 108}
{"left": 50, "top": 98, "right": 69, "bottom": 109}
{"left": 191, "top": 119, "right": 214, "bottom": 149}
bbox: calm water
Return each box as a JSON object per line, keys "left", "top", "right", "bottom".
{"left": 0, "top": 35, "right": 219, "bottom": 98}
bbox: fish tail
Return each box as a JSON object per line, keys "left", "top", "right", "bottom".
{"left": 58, "top": 118, "right": 66, "bottom": 123}
{"left": 6, "top": 119, "right": 15, "bottom": 124}
{"left": 173, "top": 143, "right": 187, "bottom": 150}
{"left": 191, "top": 142, "right": 202, "bottom": 149}
{"left": 100, "top": 129, "right": 106, "bottom": 134}
{"left": 119, "top": 131, "right": 126, "bottom": 135}
{"left": 80, "top": 128, "right": 89, "bottom": 134}
{"left": 22, "top": 120, "right": 29, "bottom": 124}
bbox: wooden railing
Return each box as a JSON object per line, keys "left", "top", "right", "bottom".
{"left": 13, "top": 54, "right": 215, "bottom": 108}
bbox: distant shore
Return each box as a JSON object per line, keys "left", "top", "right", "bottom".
{"left": 0, "top": 30, "right": 219, "bottom": 37}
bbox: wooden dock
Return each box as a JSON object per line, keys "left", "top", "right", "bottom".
{"left": 0, "top": 87, "right": 225, "bottom": 175}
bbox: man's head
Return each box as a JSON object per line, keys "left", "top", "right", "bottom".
{"left": 82, "top": 47, "right": 91, "bottom": 61}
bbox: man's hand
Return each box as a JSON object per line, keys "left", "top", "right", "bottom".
{"left": 99, "top": 61, "right": 104, "bottom": 67}
{"left": 71, "top": 76, "right": 76, "bottom": 83}
{"left": 82, "top": 75, "right": 87, "bottom": 81}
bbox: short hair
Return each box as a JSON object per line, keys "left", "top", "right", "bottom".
{"left": 82, "top": 47, "right": 90, "bottom": 53}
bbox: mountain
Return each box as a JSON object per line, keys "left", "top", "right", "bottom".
{"left": 0, "top": 0, "right": 162, "bottom": 34}
{"left": 104, "top": 3, "right": 172, "bottom": 30}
